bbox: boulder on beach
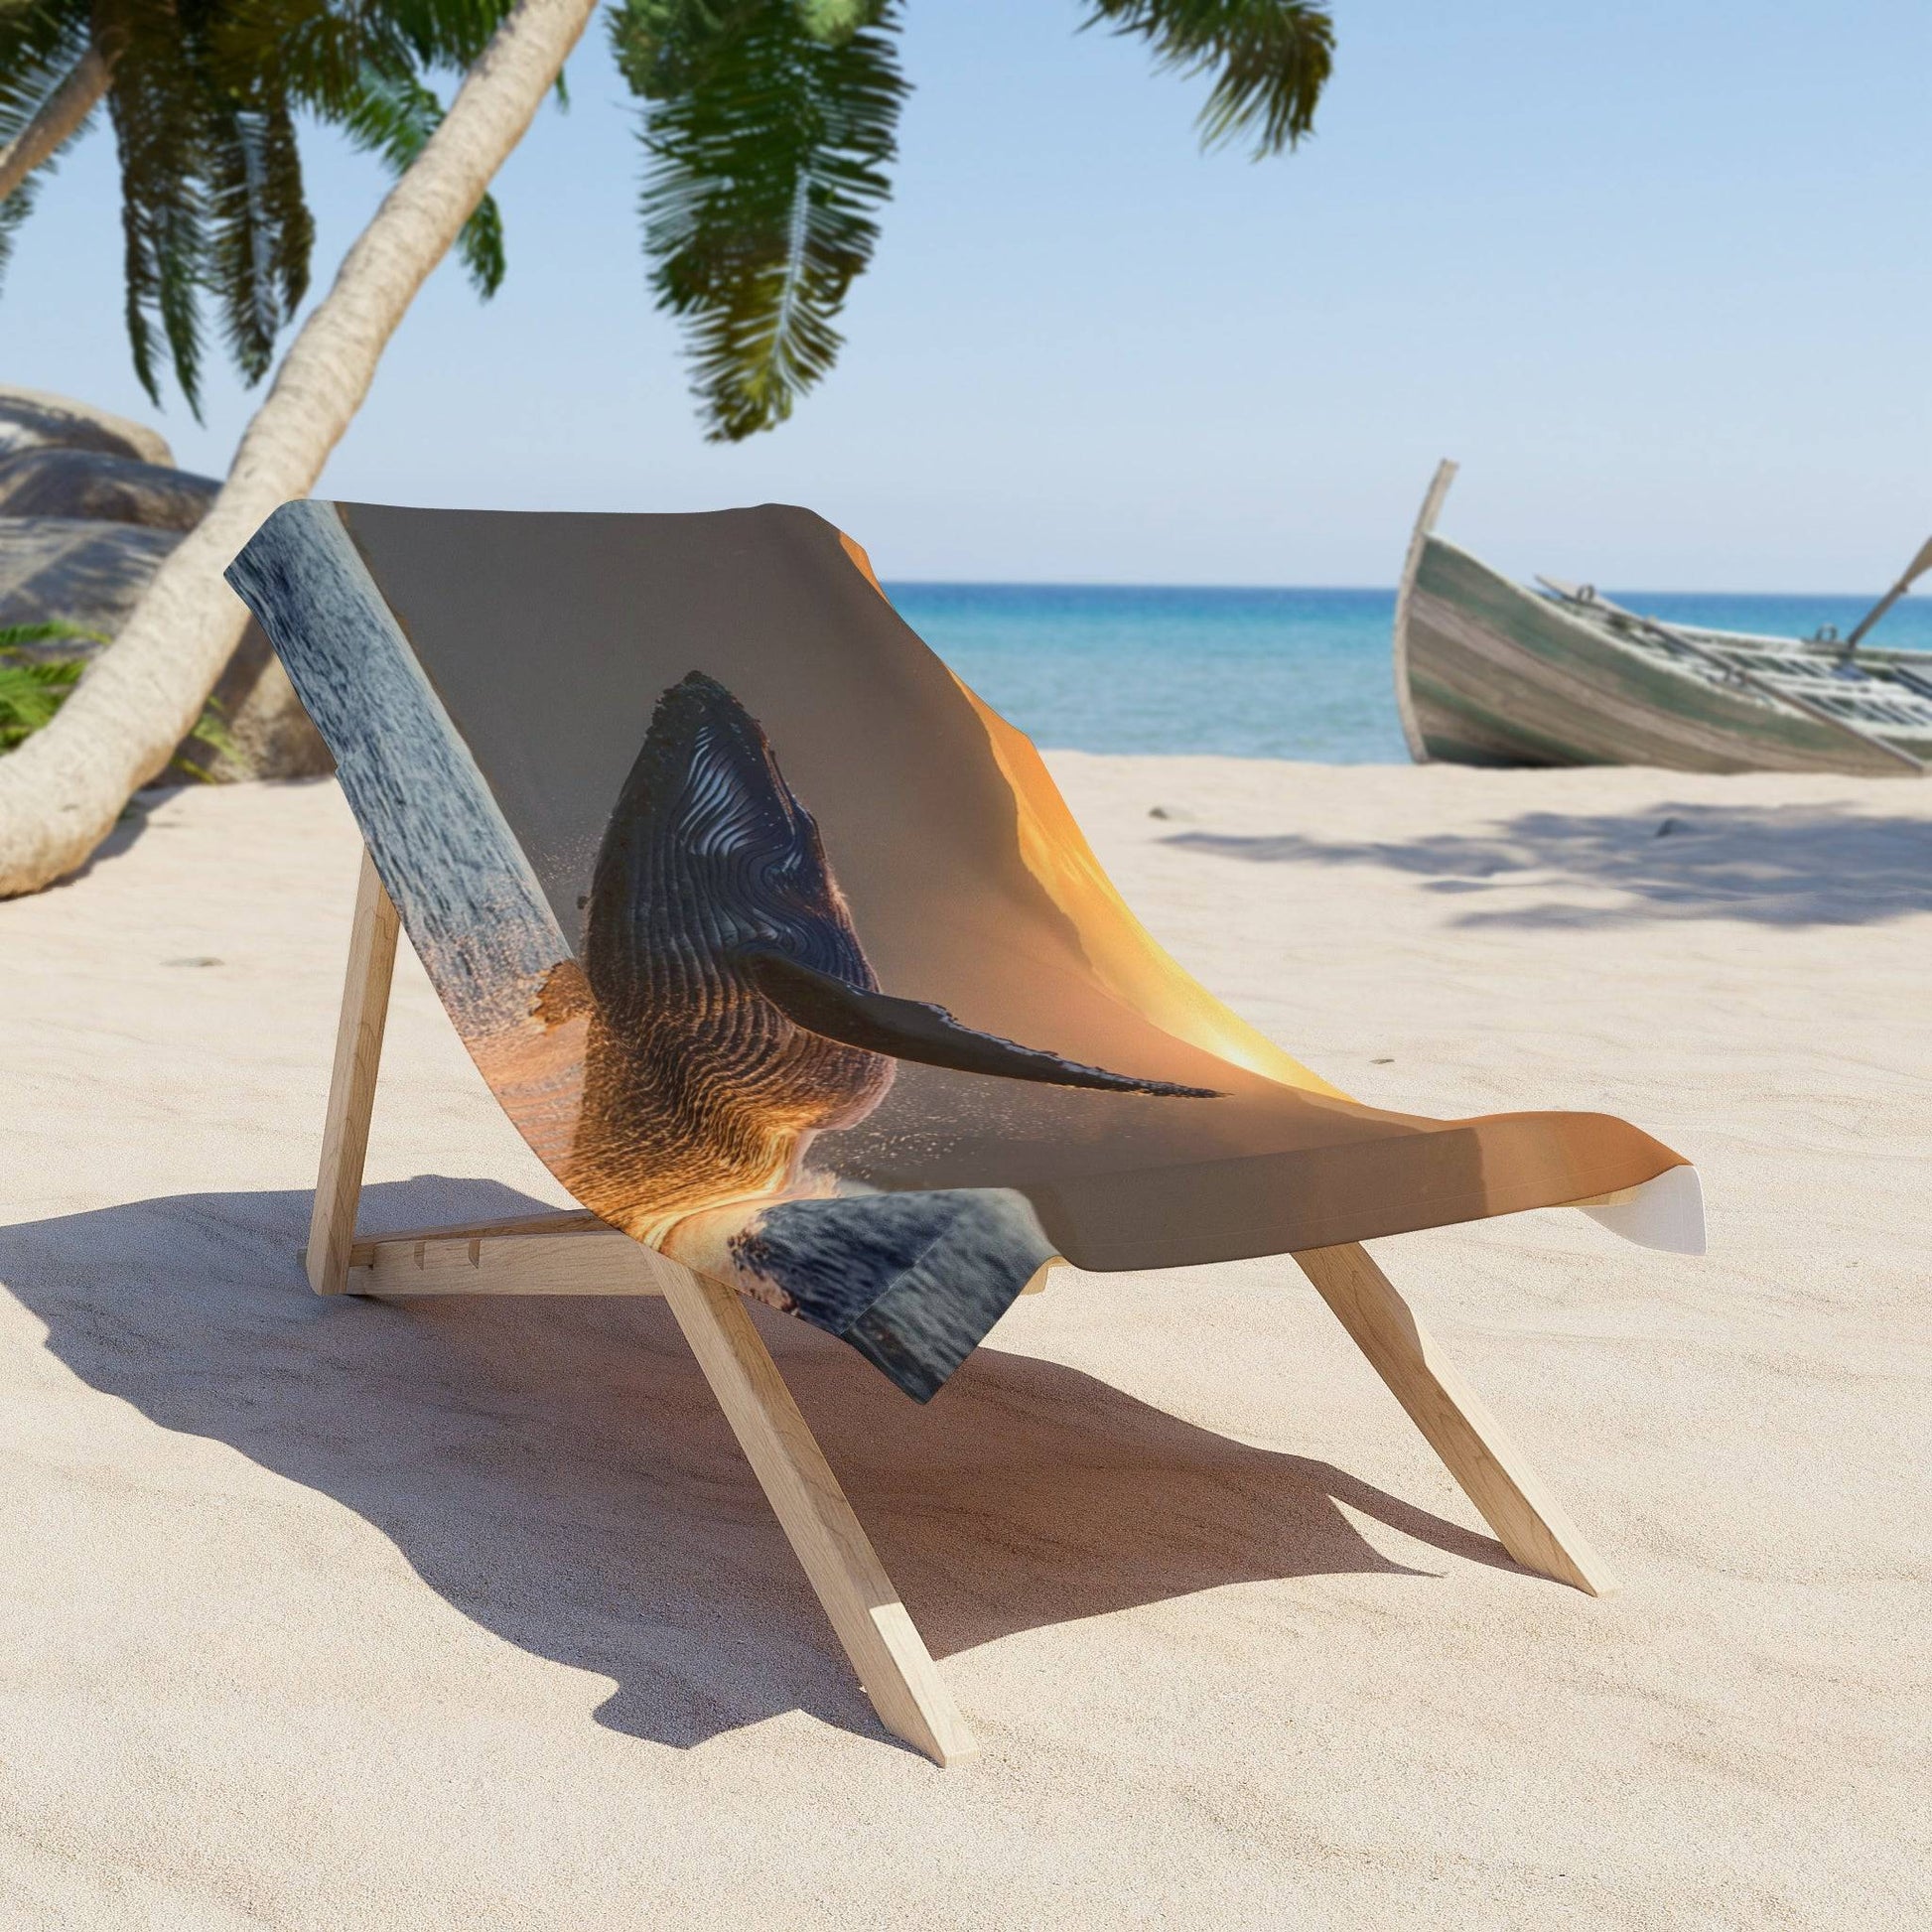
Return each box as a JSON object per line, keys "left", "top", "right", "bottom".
{"left": 0, "top": 515, "right": 334, "bottom": 782}
{"left": 0, "top": 384, "right": 175, "bottom": 468}
{"left": 0, "top": 447, "right": 218, "bottom": 531}
{"left": 0, "top": 516, "right": 181, "bottom": 639}
{"left": 0, "top": 387, "right": 332, "bottom": 781}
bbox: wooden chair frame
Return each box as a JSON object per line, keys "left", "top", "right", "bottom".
{"left": 304, "top": 848, "right": 1614, "bottom": 1766}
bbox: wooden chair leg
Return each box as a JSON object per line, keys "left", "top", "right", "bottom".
{"left": 308, "top": 848, "right": 399, "bottom": 1296}
{"left": 299, "top": 849, "right": 966, "bottom": 1759}
{"left": 1293, "top": 1242, "right": 1617, "bottom": 1596}
{"left": 657, "top": 1266, "right": 979, "bottom": 1766}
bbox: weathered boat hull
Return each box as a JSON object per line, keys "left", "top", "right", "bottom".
{"left": 1402, "top": 536, "right": 1921, "bottom": 775}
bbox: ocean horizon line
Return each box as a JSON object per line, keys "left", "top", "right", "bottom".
{"left": 884, "top": 581, "right": 1932, "bottom": 763}
{"left": 883, "top": 578, "right": 1903, "bottom": 602}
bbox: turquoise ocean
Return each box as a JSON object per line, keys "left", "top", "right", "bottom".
{"left": 885, "top": 583, "right": 1932, "bottom": 763}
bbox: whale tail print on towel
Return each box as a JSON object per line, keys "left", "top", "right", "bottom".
{"left": 555, "top": 671, "right": 1211, "bottom": 1399}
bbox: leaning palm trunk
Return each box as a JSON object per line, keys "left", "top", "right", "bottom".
{"left": 0, "top": 44, "right": 110, "bottom": 204}
{"left": 0, "top": 0, "right": 599, "bottom": 897}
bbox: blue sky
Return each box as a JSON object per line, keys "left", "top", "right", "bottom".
{"left": 8, "top": 1, "right": 1928, "bottom": 587}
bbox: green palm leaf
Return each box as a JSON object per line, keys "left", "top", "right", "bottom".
{"left": 0, "top": 147, "right": 38, "bottom": 292}
{"left": 0, "top": 624, "right": 234, "bottom": 771}
{"left": 102, "top": 0, "right": 219, "bottom": 414}
{"left": 613, "top": 0, "right": 908, "bottom": 442}
{"left": 0, "top": 623, "right": 98, "bottom": 753}
{"left": 203, "top": 90, "right": 315, "bottom": 386}
{"left": 329, "top": 63, "right": 507, "bottom": 298}
{"left": 216, "top": 1, "right": 514, "bottom": 300}
{"left": 0, "top": 0, "right": 93, "bottom": 292}
{"left": 1085, "top": 0, "right": 1334, "bottom": 157}
{"left": 0, "top": 655, "right": 82, "bottom": 751}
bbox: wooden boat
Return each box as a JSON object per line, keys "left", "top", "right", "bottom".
{"left": 1393, "top": 462, "right": 1932, "bottom": 775}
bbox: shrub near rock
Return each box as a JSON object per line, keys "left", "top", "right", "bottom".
{"left": 0, "top": 388, "right": 330, "bottom": 781}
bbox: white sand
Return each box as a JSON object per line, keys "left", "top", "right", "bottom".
{"left": 2, "top": 759, "right": 1927, "bottom": 1928}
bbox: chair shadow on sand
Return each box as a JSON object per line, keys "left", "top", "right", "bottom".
{"left": 0, "top": 1175, "right": 1520, "bottom": 1753}
{"left": 1168, "top": 801, "right": 1932, "bottom": 930}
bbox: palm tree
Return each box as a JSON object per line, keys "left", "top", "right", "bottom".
{"left": 0, "top": 0, "right": 516, "bottom": 412}
{"left": 0, "top": 0, "right": 1334, "bottom": 896}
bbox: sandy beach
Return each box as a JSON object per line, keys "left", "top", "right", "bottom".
{"left": 2, "top": 756, "right": 1927, "bottom": 1928}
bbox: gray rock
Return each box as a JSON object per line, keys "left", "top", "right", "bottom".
{"left": 0, "top": 516, "right": 180, "bottom": 639}
{"left": 0, "top": 390, "right": 332, "bottom": 780}
{"left": 0, "top": 384, "right": 174, "bottom": 468}
{"left": 0, "top": 516, "right": 332, "bottom": 782}
{"left": 0, "top": 447, "right": 218, "bottom": 531}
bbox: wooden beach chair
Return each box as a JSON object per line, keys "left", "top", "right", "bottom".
{"left": 228, "top": 501, "right": 1704, "bottom": 1766}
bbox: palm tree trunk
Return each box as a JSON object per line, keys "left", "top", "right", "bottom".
{"left": 0, "top": 44, "right": 111, "bottom": 204}
{"left": 0, "top": 0, "right": 600, "bottom": 897}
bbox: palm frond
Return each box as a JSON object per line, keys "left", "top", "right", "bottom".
{"left": 161, "top": 689, "right": 243, "bottom": 779}
{"left": 0, "top": 2, "right": 93, "bottom": 140}
{"left": 0, "top": 620, "right": 112, "bottom": 649}
{"left": 0, "top": 171, "right": 38, "bottom": 290}
{"left": 1084, "top": 0, "right": 1334, "bottom": 157}
{"left": 0, "top": 0, "right": 94, "bottom": 294}
{"left": 213, "top": 0, "right": 512, "bottom": 301}
{"left": 207, "top": 0, "right": 503, "bottom": 95}
{"left": 0, "top": 643, "right": 84, "bottom": 752}
{"left": 378, "top": 0, "right": 518, "bottom": 71}
{"left": 0, "top": 631, "right": 236, "bottom": 767}
{"left": 793, "top": 0, "right": 876, "bottom": 40}
{"left": 613, "top": 0, "right": 908, "bottom": 442}
{"left": 216, "top": 0, "right": 392, "bottom": 109}
{"left": 203, "top": 91, "right": 314, "bottom": 384}
{"left": 330, "top": 63, "right": 507, "bottom": 298}
{"left": 102, "top": 0, "right": 215, "bottom": 414}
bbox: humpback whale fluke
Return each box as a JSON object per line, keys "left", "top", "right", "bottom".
{"left": 567, "top": 671, "right": 1215, "bottom": 1236}
{"left": 736, "top": 945, "right": 1219, "bottom": 1099}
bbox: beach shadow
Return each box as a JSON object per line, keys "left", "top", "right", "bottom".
{"left": 1168, "top": 801, "right": 1932, "bottom": 929}
{"left": 0, "top": 1176, "right": 1512, "bottom": 1756}
{"left": 36, "top": 786, "right": 177, "bottom": 885}
{"left": 45, "top": 777, "right": 267, "bottom": 889}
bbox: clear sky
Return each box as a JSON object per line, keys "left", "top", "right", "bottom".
{"left": 7, "top": 0, "right": 1928, "bottom": 588}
